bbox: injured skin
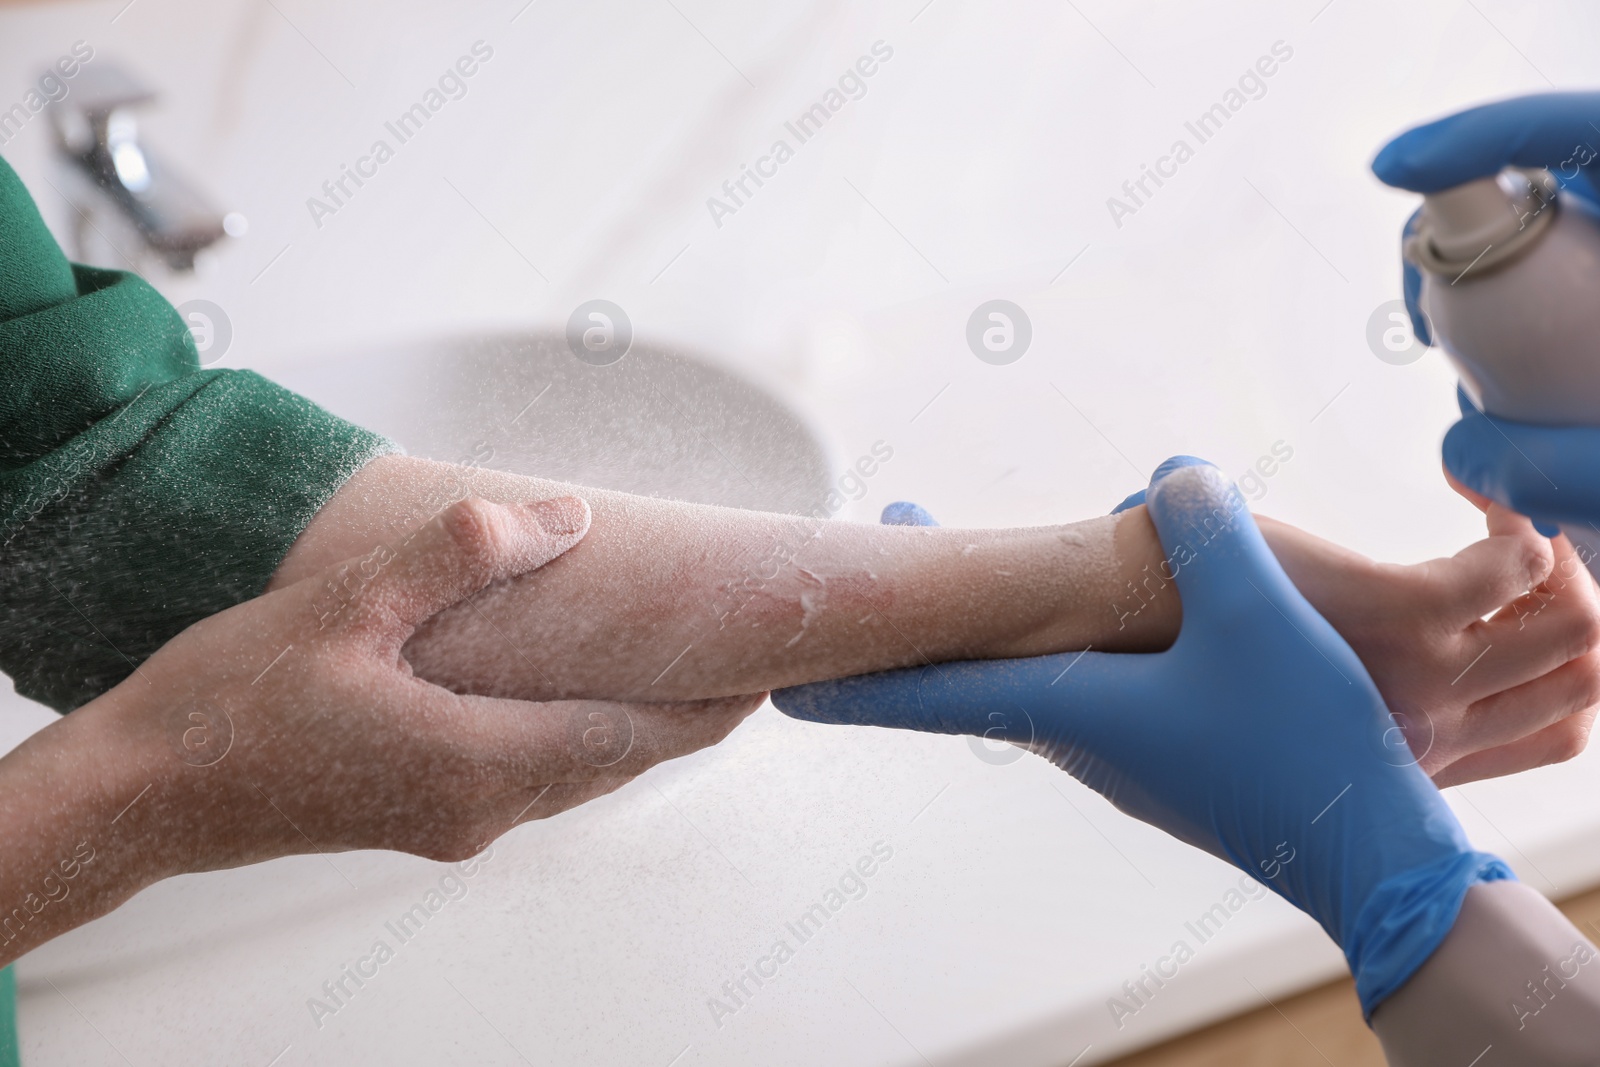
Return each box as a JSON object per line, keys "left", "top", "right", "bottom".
{"left": 272, "top": 455, "right": 1600, "bottom": 785}
{"left": 273, "top": 457, "right": 1146, "bottom": 701}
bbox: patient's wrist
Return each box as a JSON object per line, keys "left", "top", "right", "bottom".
{"left": 1372, "top": 881, "right": 1600, "bottom": 1065}
{"left": 0, "top": 695, "right": 174, "bottom": 964}
{"left": 1102, "top": 504, "right": 1183, "bottom": 651}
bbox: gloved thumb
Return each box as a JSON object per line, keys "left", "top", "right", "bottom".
{"left": 1140, "top": 460, "right": 1299, "bottom": 631}
{"left": 1111, "top": 455, "right": 1211, "bottom": 514}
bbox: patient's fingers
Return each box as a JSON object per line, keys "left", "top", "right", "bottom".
{"left": 1450, "top": 651, "right": 1600, "bottom": 758}
{"left": 1426, "top": 506, "right": 1555, "bottom": 625}
{"left": 444, "top": 693, "right": 762, "bottom": 850}
{"left": 1433, "top": 703, "right": 1598, "bottom": 787}
{"left": 516, "top": 777, "right": 633, "bottom": 823}
{"left": 1455, "top": 537, "right": 1600, "bottom": 698}
{"left": 1443, "top": 461, "right": 1495, "bottom": 514}
{"left": 337, "top": 497, "right": 590, "bottom": 656}
{"left": 457, "top": 777, "right": 633, "bottom": 854}
{"left": 465, "top": 692, "right": 765, "bottom": 787}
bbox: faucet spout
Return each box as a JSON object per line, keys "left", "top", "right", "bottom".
{"left": 48, "top": 62, "right": 238, "bottom": 272}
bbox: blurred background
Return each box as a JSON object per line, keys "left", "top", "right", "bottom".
{"left": 3, "top": 0, "right": 1600, "bottom": 1063}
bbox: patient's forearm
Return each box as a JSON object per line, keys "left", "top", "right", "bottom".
{"left": 270, "top": 455, "right": 1176, "bottom": 701}
{"left": 1372, "top": 881, "right": 1600, "bottom": 1065}
{"left": 0, "top": 700, "right": 164, "bottom": 967}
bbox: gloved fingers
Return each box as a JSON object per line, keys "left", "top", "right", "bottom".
{"left": 1111, "top": 487, "right": 1147, "bottom": 514}
{"left": 1441, "top": 459, "right": 1495, "bottom": 514}
{"left": 1371, "top": 93, "right": 1600, "bottom": 194}
{"left": 881, "top": 501, "right": 938, "bottom": 527}
{"left": 1443, "top": 460, "right": 1561, "bottom": 538}
{"left": 1431, "top": 700, "right": 1598, "bottom": 788}
{"left": 1143, "top": 460, "right": 1379, "bottom": 697}
{"left": 771, "top": 656, "right": 1075, "bottom": 742}
{"left": 1111, "top": 454, "right": 1212, "bottom": 514}
{"left": 1445, "top": 389, "right": 1538, "bottom": 521}
{"left": 1442, "top": 408, "right": 1597, "bottom": 531}
{"left": 1565, "top": 164, "right": 1600, "bottom": 212}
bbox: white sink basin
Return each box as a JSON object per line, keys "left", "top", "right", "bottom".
{"left": 273, "top": 331, "right": 834, "bottom": 513}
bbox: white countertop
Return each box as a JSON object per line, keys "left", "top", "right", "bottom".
{"left": 5, "top": 0, "right": 1600, "bottom": 1063}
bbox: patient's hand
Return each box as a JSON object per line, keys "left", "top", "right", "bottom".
{"left": 1256, "top": 508, "right": 1600, "bottom": 786}
{"left": 116, "top": 497, "right": 762, "bottom": 872}
{"left": 0, "top": 497, "right": 762, "bottom": 967}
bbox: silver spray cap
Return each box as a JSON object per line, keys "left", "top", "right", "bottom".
{"left": 1406, "top": 168, "right": 1559, "bottom": 278}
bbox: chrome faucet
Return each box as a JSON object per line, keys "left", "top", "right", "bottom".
{"left": 47, "top": 62, "right": 241, "bottom": 272}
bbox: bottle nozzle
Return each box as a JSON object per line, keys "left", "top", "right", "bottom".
{"left": 1412, "top": 169, "right": 1559, "bottom": 275}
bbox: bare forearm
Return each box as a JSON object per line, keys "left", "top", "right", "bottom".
{"left": 1372, "top": 881, "right": 1600, "bottom": 1065}
{"left": 271, "top": 456, "right": 1180, "bottom": 702}
{"left": 0, "top": 703, "right": 164, "bottom": 966}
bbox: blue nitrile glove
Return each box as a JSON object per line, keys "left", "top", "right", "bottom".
{"left": 1110, "top": 454, "right": 1209, "bottom": 514}
{"left": 1372, "top": 92, "right": 1600, "bottom": 346}
{"left": 880, "top": 501, "right": 939, "bottom": 528}
{"left": 1443, "top": 386, "right": 1600, "bottom": 539}
{"left": 776, "top": 460, "right": 1512, "bottom": 1017}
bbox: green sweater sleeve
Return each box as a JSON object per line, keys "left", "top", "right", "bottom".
{"left": 0, "top": 155, "right": 395, "bottom": 712}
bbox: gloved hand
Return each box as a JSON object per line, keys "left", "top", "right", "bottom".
{"left": 1440, "top": 386, "right": 1600, "bottom": 538}
{"left": 1373, "top": 95, "right": 1600, "bottom": 532}
{"left": 1372, "top": 92, "right": 1600, "bottom": 346}
{"left": 775, "top": 459, "right": 1511, "bottom": 1017}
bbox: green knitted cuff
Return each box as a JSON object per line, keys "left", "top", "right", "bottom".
{"left": 0, "top": 368, "right": 395, "bottom": 712}
{"left": 0, "top": 965, "right": 15, "bottom": 1067}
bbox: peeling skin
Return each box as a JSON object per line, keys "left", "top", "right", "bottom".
{"left": 783, "top": 568, "right": 828, "bottom": 648}
{"left": 270, "top": 455, "right": 1184, "bottom": 703}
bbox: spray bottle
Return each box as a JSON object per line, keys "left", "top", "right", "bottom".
{"left": 1404, "top": 167, "right": 1600, "bottom": 574}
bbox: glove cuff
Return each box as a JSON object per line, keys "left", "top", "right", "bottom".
{"left": 1348, "top": 850, "right": 1514, "bottom": 1019}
